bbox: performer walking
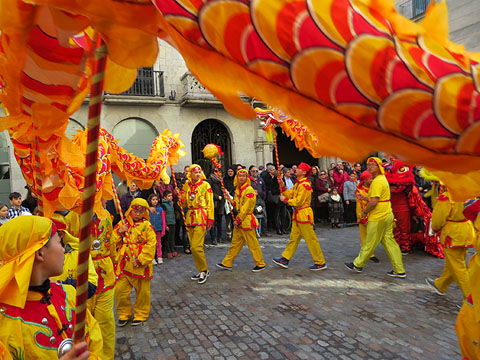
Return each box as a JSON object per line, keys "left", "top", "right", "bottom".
{"left": 87, "top": 199, "right": 117, "bottom": 359}
{"left": 216, "top": 169, "right": 266, "bottom": 272}
{"left": 272, "top": 162, "right": 327, "bottom": 270}
{"left": 425, "top": 187, "right": 475, "bottom": 299}
{"left": 177, "top": 164, "right": 214, "bottom": 284}
{"left": 113, "top": 198, "right": 156, "bottom": 326}
{"left": 345, "top": 157, "right": 406, "bottom": 277}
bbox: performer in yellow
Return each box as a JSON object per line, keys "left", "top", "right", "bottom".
{"left": 216, "top": 169, "right": 266, "bottom": 272}
{"left": 177, "top": 164, "right": 214, "bottom": 284}
{"left": 113, "top": 198, "right": 156, "bottom": 327}
{"left": 345, "top": 157, "right": 405, "bottom": 277}
{"left": 355, "top": 170, "right": 379, "bottom": 263}
{"left": 0, "top": 216, "right": 103, "bottom": 359}
{"left": 272, "top": 162, "right": 327, "bottom": 270}
{"left": 456, "top": 199, "right": 480, "bottom": 360}
{"left": 87, "top": 199, "right": 116, "bottom": 360}
{"left": 425, "top": 188, "right": 475, "bottom": 299}
{"left": 50, "top": 211, "right": 99, "bottom": 299}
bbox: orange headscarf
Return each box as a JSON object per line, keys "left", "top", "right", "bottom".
{"left": 0, "top": 216, "right": 55, "bottom": 308}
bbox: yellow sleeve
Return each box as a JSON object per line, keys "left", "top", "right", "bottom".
{"left": 432, "top": 194, "right": 451, "bottom": 231}
{"left": 85, "top": 309, "right": 104, "bottom": 359}
{"left": 238, "top": 188, "right": 256, "bottom": 222}
{"left": 112, "top": 220, "right": 125, "bottom": 249}
{"left": 283, "top": 188, "right": 294, "bottom": 199}
{"left": 206, "top": 183, "right": 214, "bottom": 225}
{"left": 65, "top": 211, "right": 81, "bottom": 238}
{"left": 0, "top": 341, "right": 13, "bottom": 360}
{"left": 137, "top": 222, "right": 156, "bottom": 265}
{"left": 287, "top": 184, "right": 310, "bottom": 208}
{"left": 179, "top": 183, "right": 188, "bottom": 206}
{"left": 87, "top": 255, "right": 98, "bottom": 287}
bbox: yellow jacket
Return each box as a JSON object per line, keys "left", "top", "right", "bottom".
{"left": 233, "top": 183, "right": 258, "bottom": 230}
{"left": 91, "top": 214, "right": 116, "bottom": 292}
{"left": 112, "top": 219, "right": 156, "bottom": 279}
{"left": 283, "top": 177, "right": 314, "bottom": 224}
{"left": 51, "top": 232, "right": 98, "bottom": 288}
{"left": 0, "top": 282, "right": 103, "bottom": 359}
{"left": 180, "top": 179, "right": 214, "bottom": 228}
{"left": 355, "top": 185, "right": 369, "bottom": 224}
{"left": 432, "top": 190, "right": 475, "bottom": 248}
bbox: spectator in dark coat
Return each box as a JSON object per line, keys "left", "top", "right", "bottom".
{"left": 314, "top": 170, "right": 332, "bottom": 225}
{"left": 249, "top": 165, "right": 271, "bottom": 237}
{"left": 223, "top": 166, "right": 236, "bottom": 240}
{"left": 264, "top": 165, "right": 287, "bottom": 235}
{"left": 120, "top": 181, "right": 140, "bottom": 214}
{"left": 140, "top": 179, "right": 161, "bottom": 201}
{"left": 208, "top": 172, "right": 225, "bottom": 244}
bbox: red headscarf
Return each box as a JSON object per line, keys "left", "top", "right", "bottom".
{"left": 297, "top": 162, "right": 312, "bottom": 177}
{"left": 358, "top": 170, "right": 372, "bottom": 188}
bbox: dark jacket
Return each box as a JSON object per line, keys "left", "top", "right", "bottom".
{"left": 265, "top": 173, "right": 281, "bottom": 196}
{"left": 208, "top": 173, "right": 225, "bottom": 214}
{"left": 223, "top": 171, "right": 236, "bottom": 197}
{"left": 161, "top": 199, "right": 176, "bottom": 225}
{"left": 250, "top": 175, "right": 267, "bottom": 201}
{"left": 120, "top": 190, "right": 140, "bottom": 214}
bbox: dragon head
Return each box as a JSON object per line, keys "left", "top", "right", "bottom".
{"left": 385, "top": 159, "right": 414, "bottom": 192}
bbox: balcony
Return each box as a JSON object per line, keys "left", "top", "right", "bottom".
{"left": 103, "top": 68, "right": 166, "bottom": 106}
{"left": 179, "top": 72, "right": 223, "bottom": 108}
{"left": 397, "top": 0, "right": 431, "bottom": 20}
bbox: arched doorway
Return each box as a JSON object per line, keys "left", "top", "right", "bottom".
{"left": 191, "top": 119, "right": 232, "bottom": 177}
{"left": 112, "top": 117, "right": 159, "bottom": 159}
{"left": 66, "top": 118, "right": 85, "bottom": 138}
{"left": 274, "top": 127, "right": 316, "bottom": 167}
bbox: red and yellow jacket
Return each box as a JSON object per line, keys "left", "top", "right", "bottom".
{"left": 283, "top": 177, "right": 314, "bottom": 224}
{"left": 112, "top": 219, "right": 156, "bottom": 280}
{"left": 0, "top": 282, "right": 103, "bottom": 359}
{"left": 179, "top": 179, "right": 214, "bottom": 228}
{"left": 232, "top": 183, "right": 258, "bottom": 231}
{"left": 432, "top": 190, "right": 475, "bottom": 249}
{"left": 91, "top": 214, "right": 116, "bottom": 292}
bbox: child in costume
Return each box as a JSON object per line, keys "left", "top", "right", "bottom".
{"left": 148, "top": 194, "right": 165, "bottom": 264}
{"left": 355, "top": 171, "right": 378, "bottom": 263}
{"left": 216, "top": 169, "right": 266, "bottom": 272}
{"left": 272, "top": 162, "right": 327, "bottom": 271}
{"left": 113, "top": 198, "right": 156, "bottom": 327}
{"left": 177, "top": 164, "right": 214, "bottom": 284}
{"left": 0, "top": 216, "right": 103, "bottom": 359}
{"left": 87, "top": 200, "right": 117, "bottom": 360}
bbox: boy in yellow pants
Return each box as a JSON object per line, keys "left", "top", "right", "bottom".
{"left": 272, "top": 162, "right": 327, "bottom": 270}
{"left": 217, "top": 169, "right": 265, "bottom": 272}
{"left": 177, "top": 164, "right": 214, "bottom": 284}
{"left": 113, "top": 198, "right": 156, "bottom": 326}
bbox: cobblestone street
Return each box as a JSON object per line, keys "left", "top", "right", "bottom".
{"left": 115, "top": 226, "right": 467, "bottom": 360}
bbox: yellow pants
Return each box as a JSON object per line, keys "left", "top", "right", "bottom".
{"left": 282, "top": 222, "right": 325, "bottom": 265}
{"left": 434, "top": 247, "right": 471, "bottom": 299}
{"left": 354, "top": 213, "right": 405, "bottom": 273}
{"left": 456, "top": 302, "right": 480, "bottom": 359}
{"left": 221, "top": 227, "right": 265, "bottom": 267}
{"left": 187, "top": 226, "right": 208, "bottom": 272}
{"left": 359, "top": 224, "right": 375, "bottom": 258}
{"left": 115, "top": 275, "right": 151, "bottom": 321}
{"left": 87, "top": 288, "right": 115, "bottom": 360}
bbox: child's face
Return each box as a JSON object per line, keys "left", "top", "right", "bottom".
{"left": 350, "top": 174, "right": 356, "bottom": 181}
{"left": 131, "top": 208, "right": 145, "bottom": 222}
{"left": 0, "top": 206, "right": 7, "bottom": 218}
{"left": 332, "top": 189, "right": 338, "bottom": 195}
{"left": 164, "top": 193, "right": 173, "bottom": 202}
{"left": 10, "top": 197, "right": 22, "bottom": 207}
{"left": 151, "top": 197, "right": 159, "bottom": 206}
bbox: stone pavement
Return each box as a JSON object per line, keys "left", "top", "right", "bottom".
{"left": 115, "top": 225, "right": 469, "bottom": 360}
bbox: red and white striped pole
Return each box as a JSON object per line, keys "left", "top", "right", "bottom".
{"left": 74, "top": 35, "right": 107, "bottom": 344}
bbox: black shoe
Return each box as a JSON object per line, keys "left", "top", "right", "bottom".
{"left": 118, "top": 319, "right": 129, "bottom": 327}
{"left": 132, "top": 320, "right": 144, "bottom": 326}
{"left": 252, "top": 265, "right": 266, "bottom": 272}
{"left": 198, "top": 271, "right": 210, "bottom": 284}
{"left": 369, "top": 256, "right": 380, "bottom": 263}
{"left": 191, "top": 273, "right": 201, "bottom": 281}
{"left": 387, "top": 270, "right": 406, "bottom": 278}
{"left": 344, "top": 262, "right": 363, "bottom": 273}
{"left": 216, "top": 263, "right": 232, "bottom": 271}
{"left": 211, "top": 239, "right": 218, "bottom": 246}
{"left": 276, "top": 230, "right": 283, "bottom": 235}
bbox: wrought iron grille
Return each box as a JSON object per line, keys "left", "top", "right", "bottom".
{"left": 412, "top": 0, "right": 431, "bottom": 18}
{"left": 191, "top": 119, "right": 232, "bottom": 177}
{"left": 116, "top": 67, "right": 165, "bottom": 97}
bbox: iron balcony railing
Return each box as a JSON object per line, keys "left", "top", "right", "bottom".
{"left": 112, "top": 68, "right": 165, "bottom": 97}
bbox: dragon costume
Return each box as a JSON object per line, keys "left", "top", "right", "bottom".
{"left": 385, "top": 159, "right": 443, "bottom": 258}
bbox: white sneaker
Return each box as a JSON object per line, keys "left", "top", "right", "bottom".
{"left": 198, "top": 271, "right": 210, "bottom": 284}
{"left": 157, "top": 258, "right": 163, "bottom": 264}
{"left": 152, "top": 259, "right": 158, "bottom": 265}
